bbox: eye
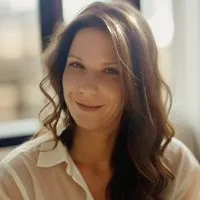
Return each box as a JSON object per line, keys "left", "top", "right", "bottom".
{"left": 67, "top": 62, "right": 84, "bottom": 69}
{"left": 104, "top": 67, "right": 120, "bottom": 75}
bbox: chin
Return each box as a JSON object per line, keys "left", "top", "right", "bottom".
{"left": 75, "top": 118, "right": 104, "bottom": 131}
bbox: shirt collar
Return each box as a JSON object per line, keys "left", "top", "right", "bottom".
{"left": 36, "top": 132, "right": 79, "bottom": 177}
{"left": 36, "top": 132, "right": 94, "bottom": 200}
{"left": 36, "top": 133, "right": 69, "bottom": 168}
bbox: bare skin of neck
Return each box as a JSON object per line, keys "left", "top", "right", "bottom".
{"left": 69, "top": 127, "right": 118, "bottom": 200}
{"left": 70, "top": 126, "right": 117, "bottom": 170}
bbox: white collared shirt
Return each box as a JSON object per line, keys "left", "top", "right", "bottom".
{"left": 0, "top": 132, "right": 199, "bottom": 200}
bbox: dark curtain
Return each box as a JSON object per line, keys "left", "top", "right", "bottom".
{"left": 39, "top": 0, "right": 63, "bottom": 51}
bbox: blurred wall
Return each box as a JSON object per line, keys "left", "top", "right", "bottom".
{"left": 142, "top": 0, "right": 200, "bottom": 161}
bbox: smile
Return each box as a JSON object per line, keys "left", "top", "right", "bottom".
{"left": 75, "top": 102, "right": 103, "bottom": 112}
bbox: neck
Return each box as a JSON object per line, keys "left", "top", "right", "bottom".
{"left": 70, "top": 127, "right": 117, "bottom": 169}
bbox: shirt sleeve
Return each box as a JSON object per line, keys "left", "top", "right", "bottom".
{"left": 180, "top": 166, "right": 200, "bottom": 199}
{"left": 170, "top": 139, "right": 200, "bottom": 200}
{"left": 0, "top": 163, "right": 27, "bottom": 200}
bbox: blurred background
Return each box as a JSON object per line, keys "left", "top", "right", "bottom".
{"left": 0, "top": 0, "right": 200, "bottom": 162}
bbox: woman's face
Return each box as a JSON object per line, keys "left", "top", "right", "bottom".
{"left": 62, "top": 28, "right": 124, "bottom": 131}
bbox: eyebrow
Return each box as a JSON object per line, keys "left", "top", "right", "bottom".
{"left": 68, "top": 55, "right": 82, "bottom": 61}
{"left": 68, "top": 54, "right": 119, "bottom": 66}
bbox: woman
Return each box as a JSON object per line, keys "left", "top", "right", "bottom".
{"left": 0, "top": 1, "right": 199, "bottom": 200}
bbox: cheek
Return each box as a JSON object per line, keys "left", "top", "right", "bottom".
{"left": 63, "top": 69, "right": 81, "bottom": 90}
{"left": 62, "top": 70, "right": 78, "bottom": 103}
{"left": 100, "top": 77, "right": 124, "bottom": 105}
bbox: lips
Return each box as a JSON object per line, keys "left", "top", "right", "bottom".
{"left": 75, "top": 101, "right": 103, "bottom": 112}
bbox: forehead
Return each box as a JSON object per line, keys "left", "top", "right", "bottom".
{"left": 68, "top": 28, "right": 118, "bottom": 61}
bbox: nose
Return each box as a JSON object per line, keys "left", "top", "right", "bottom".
{"left": 78, "top": 73, "right": 98, "bottom": 96}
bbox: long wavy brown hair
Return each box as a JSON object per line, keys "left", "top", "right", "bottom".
{"left": 37, "top": 1, "right": 175, "bottom": 199}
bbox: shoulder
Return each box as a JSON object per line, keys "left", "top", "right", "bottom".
{"left": 0, "top": 133, "right": 53, "bottom": 199}
{"left": 163, "top": 137, "right": 200, "bottom": 200}
{"left": 164, "top": 137, "right": 199, "bottom": 171}
{"left": 1, "top": 133, "right": 52, "bottom": 166}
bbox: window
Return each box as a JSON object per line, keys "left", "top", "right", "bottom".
{"left": 0, "top": 0, "right": 43, "bottom": 122}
